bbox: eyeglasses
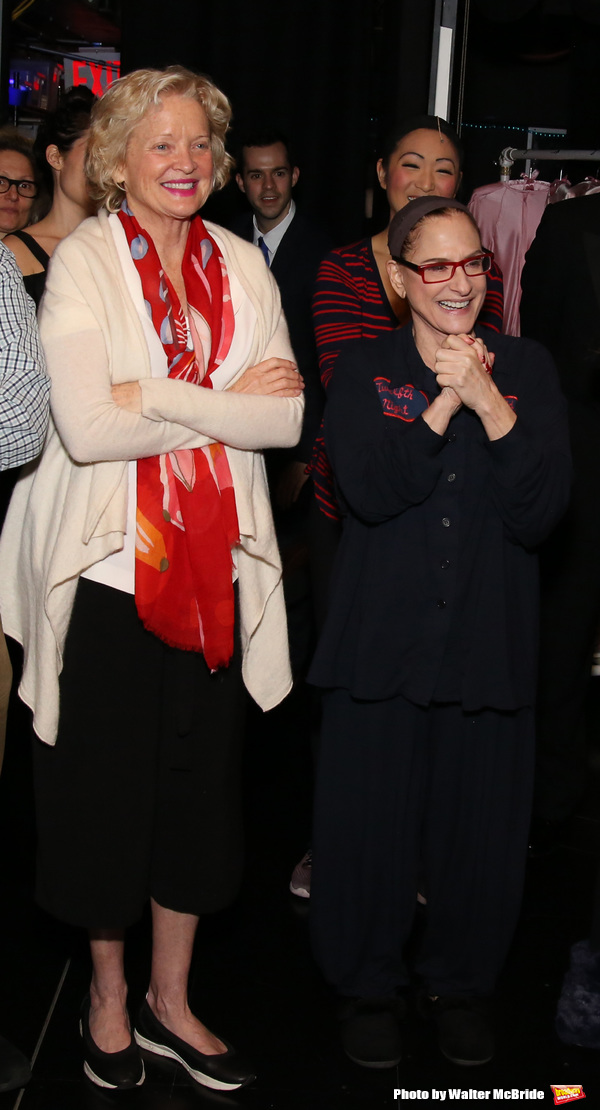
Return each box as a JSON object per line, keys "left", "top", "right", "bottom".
{"left": 0, "top": 176, "right": 38, "bottom": 198}
{"left": 395, "top": 249, "right": 494, "bottom": 284}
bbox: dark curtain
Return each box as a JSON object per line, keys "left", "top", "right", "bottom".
{"left": 122, "top": 0, "right": 378, "bottom": 243}
{"left": 121, "top": 0, "right": 444, "bottom": 244}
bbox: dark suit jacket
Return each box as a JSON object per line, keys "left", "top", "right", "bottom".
{"left": 521, "top": 194, "right": 600, "bottom": 479}
{"left": 233, "top": 209, "right": 331, "bottom": 461}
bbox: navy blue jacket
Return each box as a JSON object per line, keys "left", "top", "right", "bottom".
{"left": 308, "top": 324, "right": 572, "bottom": 710}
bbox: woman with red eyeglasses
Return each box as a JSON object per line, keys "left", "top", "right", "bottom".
{"left": 308, "top": 196, "right": 571, "bottom": 1071}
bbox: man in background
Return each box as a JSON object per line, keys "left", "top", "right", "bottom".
{"left": 234, "top": 129, "right": 330, "bottom": 521}
{"left": 234, "top": 131, "right": 330, "bottom": 900}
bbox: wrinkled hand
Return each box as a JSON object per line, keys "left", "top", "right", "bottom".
{"left": 438, "top": 384, "right": 462, "bottom": 411}
{"left": 435, "top": 333, "right": 515, "bottom": 441}
{"left": 275, "top": 460, "right": 310, "bottom": 510}
{"left": 229, "top": 357, "right": 304, "bottom": 397}
{"left": 433, "top": 333, "right": 496, "bottom": 412}
{"left": 112, "top": 381, "right": 142, "bottom": 412}
{"left": 422, "top": 382, "right": 462, "bottom": 436}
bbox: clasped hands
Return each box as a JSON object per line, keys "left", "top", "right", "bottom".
{"left": 425, "top": 332, "right": 515, "bottom": 442}
{"left": 433, "top": 332, "right": 496, "bottom": 415}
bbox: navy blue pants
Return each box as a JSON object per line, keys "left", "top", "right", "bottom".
{"left": 310, "top": 690, "right": 534, "bottom": 998}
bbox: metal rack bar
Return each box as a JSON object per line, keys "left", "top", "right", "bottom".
{"left": 499, "top": 146, "right": 600, "bottom": 181}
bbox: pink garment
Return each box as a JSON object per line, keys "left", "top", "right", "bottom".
{"left": 469, "top": 179, "right": 550, "bottom": 336}
{"left": 548, "top": 176, "right": 600, "bottom": 203}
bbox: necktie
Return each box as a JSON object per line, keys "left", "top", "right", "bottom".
{"left": 257, "top": 236, "right": 270, "bottom": 267}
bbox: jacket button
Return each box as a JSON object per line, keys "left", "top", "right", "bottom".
{"left": 447, "top": 472, "right": 456, "bottom": 482}
{"left": 437, "top": 598, "right": 446, "bottom": 608}
{"left": 442, "top": 517, "right": 451, "bottom": 527}
{"left": 441, "top": 559, "right": 450, "bottom": 569}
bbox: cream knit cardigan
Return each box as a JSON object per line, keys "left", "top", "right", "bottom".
{"left": 0, "top": 210, "right": 303, "bottom": 744}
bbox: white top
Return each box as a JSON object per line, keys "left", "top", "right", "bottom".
{"left": 83, "top": 217, "right": 255, "bottom": 594}
{"left": 0, "top": 210, "right": 303, "bottom": 742}
{"left": 252, "top": 199, "right": 296, "bottom": 264}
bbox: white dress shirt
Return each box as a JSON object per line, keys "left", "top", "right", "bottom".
{"left": 252, "top": 199, "right": 296, "bottom": 265}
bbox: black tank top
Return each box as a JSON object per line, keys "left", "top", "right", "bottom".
{"left": 11, "top": 230, "right": 50, "bottom": 309}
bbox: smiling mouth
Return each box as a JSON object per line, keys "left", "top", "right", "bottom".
{"left": 162, "top": 181, "right": 197, "bottom": 192}
{"left": 438, "top": 300, "right": 471, "bottom": 310}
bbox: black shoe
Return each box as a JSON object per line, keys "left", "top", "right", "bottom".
{"left": 134, "top": 1000, "right": 255, "bottom": 1091}
{"left": 0, "top": 1034, "right": 31, "bottom": 1093}
{"left": 80, "top": 996, "right": 145, "bottom": 1090}
{"left": 339, "top": 996, "right": 404, "bottom": 1069}
{"left": 419, "top": 995, "right": 494, "bottom": 1066}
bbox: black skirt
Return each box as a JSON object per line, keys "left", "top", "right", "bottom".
{"left": 32, "top": 578, "right": 246, "bottom": 929}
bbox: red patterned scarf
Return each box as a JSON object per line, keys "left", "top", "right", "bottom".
{"left": 118, "top": 202, "right": 239, "bottom": 669}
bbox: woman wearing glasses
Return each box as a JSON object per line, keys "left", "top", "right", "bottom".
{"left": 308, "top": 197, "right": 571, "bottom": 1069}
{"left": 310, "top": 116, "right": 504, "bottom": 527}
{"left": 0, "top": 131, "right": 39, "bottom": 238}
{"left": 4, "top": 88, "right": 96, "bottom": 308}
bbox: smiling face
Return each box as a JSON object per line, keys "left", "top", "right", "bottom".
{"left": 377, "top": 128, "right": 461, "bottom": 219}
{"left": 388, "top": 211, "right": 487, "bottom": 351}
{"left": 236, "top": 142, "right": 299, "bottom": 232}
{"left": 118, "top": 95, "right": 213, "bottom": 235}
{"left": 0, "top": 150, "right": 36, "bottom": 235}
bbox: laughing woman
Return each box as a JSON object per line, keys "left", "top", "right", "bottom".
{"left": 308, "top": 196, "right": 571, "bottom": 1069}
{"left": 0, "top": 66, "right": 303, "bottom": 1093}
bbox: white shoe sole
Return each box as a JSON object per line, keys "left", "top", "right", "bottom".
{"left": 83, "top": 1058, "right": 145, "bottom": 1089}
{"left": 134, "top": 1031, "right": 243, "bottom": 1091}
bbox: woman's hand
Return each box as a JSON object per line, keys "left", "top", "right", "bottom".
{"left": 433, "top": 333, "right": 495, "bottom": 408}
{"left": 422, "top": 384, "right": 462, "bottom": 436}
{"left": 112, "top": 381, "right": 142, "bottom": 413}
{"left": 228, "top": 358, "right": 304, "bottom": 397}
{"left": 434, "top": 334, "right": 515, "bottom": 441}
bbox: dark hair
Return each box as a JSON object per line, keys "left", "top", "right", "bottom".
{"left": 402, "top": 206, "right": 480, "bottom": 259}
{"left": 236, "top": 128, "right": 295, "bottom": 173}
{"left": 0, "top": 127, "right": 42, "bottom": 221}
{"left": 380, "top": 114, "right": 464, "bottom": 172}
{"left": 0, "top": 128, "right": 36, "bottom": 175}
{"left": 34, "top": 86, "right": 96, "bottom": 195}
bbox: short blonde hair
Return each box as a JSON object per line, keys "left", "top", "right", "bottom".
{"left": 86, "top": 65, "right": 233, "bottom": 212}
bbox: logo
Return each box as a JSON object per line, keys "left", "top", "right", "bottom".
{"left": 551, "top": 1086, "right": 586, "bottom": 1105}
{"left": 374, "top": 378, "right": 429, "bottom": 421}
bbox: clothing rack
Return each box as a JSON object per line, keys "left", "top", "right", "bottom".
{"left": 499, "top": 147, "right": 600, "bottom": 182}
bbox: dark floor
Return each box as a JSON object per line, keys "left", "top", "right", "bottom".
{"left": 1, "top": 659, "right": 600, "bottom": 1110}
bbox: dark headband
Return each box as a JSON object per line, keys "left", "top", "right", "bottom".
{"left": 388, "top": 196, "right": 472, "bottom": 259}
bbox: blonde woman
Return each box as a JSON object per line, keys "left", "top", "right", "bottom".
{"left": 0, "top": 66, "right": 303, "bottom": 1093}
